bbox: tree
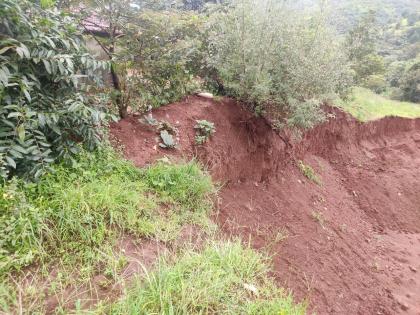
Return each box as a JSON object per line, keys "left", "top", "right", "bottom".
{"left": 115, "top": 9, "right": 206, "bottom": 109}
{"left": 208, "top": 0, "right": 352, "bottom": 129}
{"left": 400, "top": 62, "right": 420, "bottom": 103}
{"left": 0, "top": 0, "right": 107, "bottom": 179}
{"left": 346, "top": 10, "right": 384, "bottom": 85}
{"left": 79, "top": 0, "right": 136, "bottom": 118}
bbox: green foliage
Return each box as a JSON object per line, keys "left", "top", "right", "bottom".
{"left": 107, "top": 241, "right": 305, "bottom": 315}
{"left": 0, "top": 180, "right": 47, "bottom": 270}
{"left": 356, "top": 54, "right": 386, "bottom": 83}
{"left": 399, "top": 62, "right": 420, "bottom": 103}
{"left": 345, "top": 11, "right": 389, "bottom": 87}
{"left": 142, "top": 159, "right": 214, "bottom": 212}
{"left": 286, "top": 99, "right": 326, "bottom": 131}
{"left": 298, "top": 160, "right": 321, "bottom": 185}
{"left": 0, "top": 148, "right": 215, "bottom": 275}
{"left": 0, "top": 0, "right": 108, "bottom": 179}
{"left": 116, "top": 10, "right": 205, "bottom": 110}
{"left": 208, "top": 0, "right": 351, "bottom": 129}
{"left": 364, "top": 74, "right": 387, "bottom": 93}
{"left": 194, "top": 119, "right": 215, "bottom": 145}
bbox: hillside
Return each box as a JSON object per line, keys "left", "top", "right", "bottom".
{"left": 111, "top": 96, "right": 420, "bottom": 314}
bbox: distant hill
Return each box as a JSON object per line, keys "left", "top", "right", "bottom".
{"left": 296, "top": 0, "right": 420, "bottom": 32}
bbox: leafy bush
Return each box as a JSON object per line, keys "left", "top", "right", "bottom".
{"left": 0, "top": 0, "right": 107, "bottom": 179}
{"left": 207, "top": 0, "right": 352, "bottom": 128}
{"left": 116, "top": 10, "right": 206, "bottom": 110}
{"left": 194, "top": 119, "right": 215, "bottom": 144}
{"left": 107, "top": 241, "right": 305, "bottom": 315}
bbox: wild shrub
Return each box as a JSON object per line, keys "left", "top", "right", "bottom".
{"left": 194, "top": 119, "right": 215, "bottom": 144}
{"left": 115, "top": 10, "right": 206, "bottom": 110}
{"left": 208, "top": 0, "right": 352, "bottom": 129}
{"left": 0, "top": 0, "right": 107, "bottom": 179}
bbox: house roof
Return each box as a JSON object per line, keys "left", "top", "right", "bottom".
{"left": 72, "top": 6, "right": 122, "bottom": 37}
{"left": 82, "top": 11, "right": 112, "bottom": 36}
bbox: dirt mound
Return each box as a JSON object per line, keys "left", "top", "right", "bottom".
{"left": 110, "top": 96, "right": 420, "bottom": 315}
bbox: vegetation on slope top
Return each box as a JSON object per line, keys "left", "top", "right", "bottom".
{"left": 337, "top": 87, "right": 420, "bottom": 121}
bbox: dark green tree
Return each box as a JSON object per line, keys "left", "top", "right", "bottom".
{"left": 346, "top": 11, "right": 385, "bottom": 85}
{"left": 0, "top": 0, "right": 107, "bottom": 179}
{"left": 400, "top": 62, "right": 420, "bottom": 103}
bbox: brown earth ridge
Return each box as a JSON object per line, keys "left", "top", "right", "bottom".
{"left": 111, "top": 96, "right": 420, "bottom": 315}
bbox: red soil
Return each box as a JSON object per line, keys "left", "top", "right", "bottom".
{"left": 110, "top": 96, "right": 420, "bottom": 315}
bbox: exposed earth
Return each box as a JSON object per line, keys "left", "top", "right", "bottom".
{"left": 110, "top": 96, "right": 420, "bottom": 315}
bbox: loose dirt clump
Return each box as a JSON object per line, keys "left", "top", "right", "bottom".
{"left": 111, "top": 96, "right": 420, "bottom": 314}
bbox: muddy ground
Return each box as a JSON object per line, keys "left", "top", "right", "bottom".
{"left": 111, "top": 96, "right": 420, "bottom": 315}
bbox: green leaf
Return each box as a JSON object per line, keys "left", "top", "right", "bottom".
{"left": 9, "top": 149, "right": 23, "bottom": 159}
{"left": 20, "top": 44, "right": 30, "bottom": 58}
{"left": 0, "top": 46, "right": 14, "bottom": 55}
{"left": 7, "top": 112, "right": 21, "bottom": 118}
{"left": 5, "top": 156, "right": 16, "bottom": 169}
{"left": 16, "top": 47, "right": 24, "bottom": 59}
{"left": 23, "top": 89, "right": 31, "bottom": 102}
{"left": 12, "top": 145, "right": 27, "bottom": 154}
{"left": 42, "top": 60, "right": 51, "bottom": 74}
{"left": 17, "top": 125, "right": 25, "bottom": 141}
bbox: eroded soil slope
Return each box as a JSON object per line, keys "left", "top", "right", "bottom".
{"left": 111, "top": 96, "right": 420, "bottom": 315}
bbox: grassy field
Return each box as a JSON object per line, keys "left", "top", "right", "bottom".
{"left": 337, "top": 87, "right": 420, "bottom": 121}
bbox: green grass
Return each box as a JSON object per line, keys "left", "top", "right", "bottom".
{"left": 104, "top": 241, "right": 305, "bottom": 315}
{"left": 337, "top": 87, "right": 420, "bottom": 121}
{"left": 0, "top": 148, "right": 215, "bottom": 275}
{"left": 298, "top": 161, "right": 321, "bottom": 185}
{"left": 0, "top": 148, "right": 216, "bottom": 313}
{"left": 0, "top": 147, "right": 303, "bottom": 314}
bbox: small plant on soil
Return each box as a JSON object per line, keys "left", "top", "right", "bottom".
{"left": 311, "top": 211, "right": 326, "bottom": 229}
{"left": 158, "top": 121, "right": 178, "bottom": 135}
{"left": 143, "top": 113, "right": 159, "bottom": 126}
{"left": 194, "top": 120, "right": 216, "bottom": 145}
{"left": 157, "top": 121, "right": 178, "bottom": 149}
{"left": 159, "top": 130, "right": 177, "bottom": 149}
{"left": 298, "top": 161, "right": 321, "bottom": 185}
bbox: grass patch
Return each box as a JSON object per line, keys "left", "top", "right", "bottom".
{"left": 105, "top": 241, "right": 305, "bottom": 315}
{"left": 0, "top": 147, "right": 216, "bottom": 313}
{"left": 1, "top": 148, "right": 215, "bottom": 275}
{"left": 311, "top": 211, "right": 326, "bottom": 229}
{"left": 337, "top": 87, "right": 420, "bottom": 121}
{"left": 298, "top": 160, "right": 321, "bottom": 185}
{"left": 142, "top": 159, "right": 215, "bottom": 212}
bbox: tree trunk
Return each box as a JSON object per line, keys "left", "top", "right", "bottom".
{"left": 110, "top": 62, "right": 127, "bottom": 118}
{"left": 109, "top": 43, "right": 127, "bottom": 119}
